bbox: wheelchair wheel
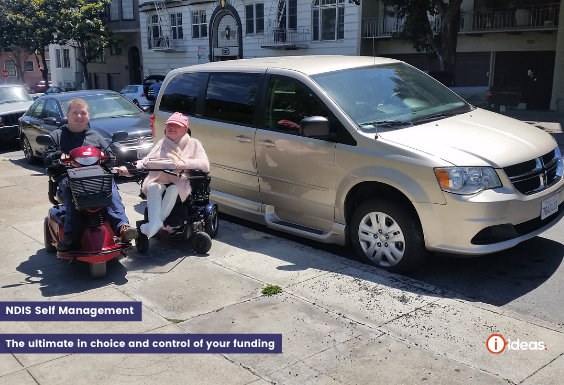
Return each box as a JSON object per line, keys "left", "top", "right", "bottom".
{"left": 205, "top": 205, "right": 219, "bottom": 239}
{"left": 136, "top": 232, "right": 149, "bottom": 253}
{"left": 192, "top": 232, "right": 212, "bottom": 254}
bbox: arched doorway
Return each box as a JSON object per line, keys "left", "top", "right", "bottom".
{"left": 128, "top": 46, "right": 142, "bottom": 84}
{"left": 209, "top": 2, "right": 243, "bottom": 62}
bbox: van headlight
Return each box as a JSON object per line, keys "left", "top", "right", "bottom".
{"left": 434, "top": 167, "right": 501, "bottom": 195}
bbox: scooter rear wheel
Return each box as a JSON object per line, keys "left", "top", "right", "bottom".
{"left": 192, "top": 232, "right": 212, "bottom": 254}
{"left": 44, "top": 220, "right": 56, "bottom": 253}
{"left": 90, "top": 262, "right": 106, "bottom": 278}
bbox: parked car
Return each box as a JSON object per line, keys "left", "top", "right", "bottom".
{"left": 33, "top": 80, "right": 52, "bottom": 93}
{"left": 152, "top": 55, "right": 564, "bottom": 273}
{"left": 143, "top": 75, "right": 165, "bottom": 102}
{"left": 0, "top": 84, "right": 34, "bottom": 140}
{"left": 43, "top": 86, "right": 75, "bottom": 95}
{"left": 119, "top": 84, "right": 153, "bottom": 111}
{"left": 19, "top": 90, "right": 153, "bottom": 165}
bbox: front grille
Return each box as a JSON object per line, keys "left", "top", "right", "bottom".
{"left": 503, "top": 149, "right": 562, "bottom": 195}
{"left": 0, "top": 112, "right": 25, "bottom": 127}
{"left": 118, "top": 135, "right": 153, "bottom": 150}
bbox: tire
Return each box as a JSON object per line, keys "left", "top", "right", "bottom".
{"left": 21, "top": 134, "right": 38, "bottom": 164}
{"left": 89, "top": 262, "right": 106, "bottom": 278}
{"left": 350, "top": 199, "right": 427, "bottom": 273}
{"left": 204, "top": 205, "right": 219, "bottom": 239}
{"left": 44, "top": 220, "right": 56, "bottom": 253}
{"left": 191, "top": 232, "right": 212, "bottom": 254}
{"left": 136, "top": 232, "right": 149, "bottom": 253}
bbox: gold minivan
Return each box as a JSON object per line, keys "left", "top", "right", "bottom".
{"left": 152, "top": 56, "right": 564, "bottom": 272}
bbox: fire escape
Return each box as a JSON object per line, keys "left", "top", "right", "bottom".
{"left": 148, "top": 0, "right": 184, "bottom": 52}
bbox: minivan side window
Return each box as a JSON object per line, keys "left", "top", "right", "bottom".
{"left": 204, "top": 74, "right": 260, "bottom": 125}
{"left": 160, "top": 73, "right": 204, "bottom": 115}
{"left": 265, "top": 77, "right": 327, "bottom": 133}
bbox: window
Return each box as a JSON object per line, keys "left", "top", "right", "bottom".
{"left": 109, "top": 0, "right": 119, "bottom": 21}
{"left": 25, "top": 61, "right": 34, "bottom": 72}
{"left": 121, "top": 0, "right": 134, "bottom": 20}
{"left": 171, "top": 13, "right": 183, "bottom": 40}
{"left": 4, "top": 60, "right": 15, "bottom": 76}
{"left": 55, "top": 49, "right": 61, "bottom": 68}
{"left": 204, "top": 74, "right": 260, "bottom": 125}
{"left": 265, "top": 77, "right": 327, "bottom": 132}
{"left": 246, "top": 3, "right": 264, "bottom": 34}
{"left": 30, "top": 99, "right": 46, "bottom": 119}
{"left": 63, "top": 49, "right": 70, "bottom": 67}
{"left": 148, "top": 14, "right": 162, "bottom": 49}
{"left": 42, "top": 99, "right": 60, "bottom": 119}
{"left": 312, "top": 0, "right": 345, "bottom": 41}
{"left": 277, "top": 0, "right": 297, "bottom": 30}
{"left": 160, "top": 73, "right": 204, "bottom": 115}
{"left": 192, "top": 10, "right": 207, "bottom": 39}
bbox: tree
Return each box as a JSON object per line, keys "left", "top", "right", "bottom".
{"left": 0, "top": 0, "right": 33, "bottom": 85}
{"left": 385, "top": 0, "right": 463, "bottom": 75}
{"left": 57, "top": 0, "right": 118, "bottom": 89}
{"left": 4, "top": 0, "right": 62, "bottom": 84}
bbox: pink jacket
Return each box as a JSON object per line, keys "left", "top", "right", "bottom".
{"left": 137, "top": 134, "right": 210, "bottom": 202}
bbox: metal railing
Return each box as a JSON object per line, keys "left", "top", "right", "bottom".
{"left": 258, "top": 28, "right": 310, "bottom": 48}
{"left": 362, "top": 3, "right": 559, "bottom": 38}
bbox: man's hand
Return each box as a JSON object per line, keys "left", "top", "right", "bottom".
{"left": 114, "top": 166, "right": 131, "bottom": 177}
{"left": 60, "top": 153, "right": 70, "bottom": 160}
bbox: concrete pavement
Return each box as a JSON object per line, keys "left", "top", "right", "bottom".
{"left": 1, "top": 112, "right": 564, "bottom": 384}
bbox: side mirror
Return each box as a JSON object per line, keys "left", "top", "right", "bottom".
{"left": 300, "top": 116, "right": 334, "bottom": 139}
{"left": 111, "top": 131, "right": 128, "bottom": 143}
{"left": 36, "top": 134, "right": 55, "bottom": 146}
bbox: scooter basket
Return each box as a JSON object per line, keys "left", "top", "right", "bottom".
{"left": 67, "top": 165, "right": 113, "bottom": 210}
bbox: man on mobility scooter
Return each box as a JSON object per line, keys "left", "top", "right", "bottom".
{"left": 114, "top": 112, "right": 218, "bottom": 253}
{"left": 43, "top": 98, "right": 138, "bottom": 252}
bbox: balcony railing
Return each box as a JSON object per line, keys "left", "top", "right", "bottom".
{"left": 362, "top": 3, "right": 559, "bottom": 38}
{"left": 148, "top": 37, "right": 186, "bottom": 52}
{"left": 258, "top": 28, "right": 310, "bottom": 49}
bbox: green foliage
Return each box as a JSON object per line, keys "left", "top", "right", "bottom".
{"left": 261, "top": 285, "right": 283, "bottom": 297}
{"left": 384, "top": 0, "right": 463, "bottom": 72}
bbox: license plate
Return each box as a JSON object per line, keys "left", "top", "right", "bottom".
{"left": 137, "top": 149, "right": 150, "bottom": 160}
{"left": 541, "top": 194, "right": 559, "bottom": 220}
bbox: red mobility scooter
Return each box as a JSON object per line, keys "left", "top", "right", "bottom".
{"left": 38, "top": 132, "right": 131, "bottom": 278}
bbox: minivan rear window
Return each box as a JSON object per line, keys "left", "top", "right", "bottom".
{"left": 204, "top": 74, "right": 260, "bottom": 125}
{"left": 160, "top": 73, "right": 204, "bottom": 115}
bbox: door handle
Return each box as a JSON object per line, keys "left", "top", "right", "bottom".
{"left": 236, "top": 135, "right": 251, "bottom": 143}
{"left": 258, "top": 140, "right": 275, "bottom": 147}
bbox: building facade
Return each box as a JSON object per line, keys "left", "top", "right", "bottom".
{"left": 138, "top": 0, "right": 560, "bottom": 111}
{"left": 1, "top": 51, "right": 50, "bottom": 91}
{"left": 49, "top": 0, "right": 143, "bottom": 91}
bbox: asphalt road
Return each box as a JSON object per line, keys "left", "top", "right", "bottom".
{"left": 2, "top": 137, "right": 562, "bottom": 329}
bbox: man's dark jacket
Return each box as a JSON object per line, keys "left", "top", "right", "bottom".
{"left": 43, "top": 125, "right": 115, "bottom": 170}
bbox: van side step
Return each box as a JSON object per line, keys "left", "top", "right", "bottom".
{"left": 269, "top": 219, "right": 324, "bottom": 235}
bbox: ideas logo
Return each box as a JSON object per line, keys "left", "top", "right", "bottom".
{"left": 486, "top": 334, "right": 547, "bottom": 354}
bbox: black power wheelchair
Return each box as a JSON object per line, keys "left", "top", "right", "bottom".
{"left": 126, "top": 165, "right": 219, "bottom": 254}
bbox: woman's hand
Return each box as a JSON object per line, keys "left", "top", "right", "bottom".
{"left": 174, "top": 160, "right": 186, "bottom": 170}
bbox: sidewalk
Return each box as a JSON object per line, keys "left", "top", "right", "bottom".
{"left": 0, "top": 142, "right": 563, "bottom": 384}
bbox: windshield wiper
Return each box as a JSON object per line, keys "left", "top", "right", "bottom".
{"left": 0, "top": 99, "right": 25, "bottom": 104}
{"left": 411, "top": 112, "right": 460, "bottom": 124}
{"left": 360, "top": 120, "right": 413, "bottom": 128}
{"left": 110, "top": 114, "right": 137, "bottom": 118}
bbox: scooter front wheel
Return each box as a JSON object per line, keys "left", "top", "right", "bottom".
{"left": 89, "top": 262, "right": 106, "bottom": 278}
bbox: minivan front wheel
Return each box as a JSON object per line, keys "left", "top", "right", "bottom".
{"left": 351, "top": 199, "right": 427, "bottom": 273}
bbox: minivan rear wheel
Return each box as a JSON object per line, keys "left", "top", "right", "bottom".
{"left": 350, "top": 199, "right": 427, "bottom": 273}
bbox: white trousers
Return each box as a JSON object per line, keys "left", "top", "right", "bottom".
{"left": 140, "top": 183, "right": 179, "bottom": 238}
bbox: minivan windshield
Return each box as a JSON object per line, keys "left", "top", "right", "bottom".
{"left": 312, "top": 63, "right": 472, "bottom": 133}
{"left": 0, "top": 86, "right": 32, "bottom": 104}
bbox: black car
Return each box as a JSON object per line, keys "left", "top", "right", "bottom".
{"left": 19, "top": 90, "right": 153, "bottom": 165}
{"left": 43, "top": 86, "right": 75, "bottom": 95}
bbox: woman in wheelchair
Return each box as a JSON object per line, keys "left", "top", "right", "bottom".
{"left": 115, "top": 112, "right": 210, "bottom": 241}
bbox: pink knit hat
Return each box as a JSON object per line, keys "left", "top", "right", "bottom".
{"left": 166, "top": 112, "right": 189, "bottom": 129}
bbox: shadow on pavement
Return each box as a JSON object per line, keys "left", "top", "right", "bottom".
{"left": 8, "top": 249, "right": 129, "bottom": 297}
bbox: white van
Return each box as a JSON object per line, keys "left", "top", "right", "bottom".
{"left": 152, "top": 56, "right": 564, "bottom": 273}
